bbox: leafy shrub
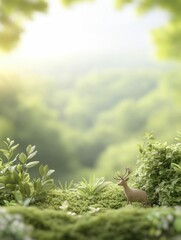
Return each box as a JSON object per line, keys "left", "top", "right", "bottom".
{"left": 8, "top": 205, "right": 181, "bottom": 240}
{"left": 74, "top": 176, "right": 111, "bottom": 196}
{"left": 135, "top": 133, "right": 181, "bottom": 206}
{"left": 0, "top": 207, "right": 32, "bottom": 240}
{"left": 0, "top": 138, "right": 55, "bottom": 205}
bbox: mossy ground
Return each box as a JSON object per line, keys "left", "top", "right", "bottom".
{"left": 2, "top": 183, "right": 180, "bottom": 240}
{"left": 33, "top": 183, "right": 126, "bottom": 213}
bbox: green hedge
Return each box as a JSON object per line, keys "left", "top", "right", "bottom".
{"left": 7, "top": 205, "right": 181, "bottom": 240}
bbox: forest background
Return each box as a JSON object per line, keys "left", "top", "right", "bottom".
{"left": 0, "top": 0, "right": 181, "bottom": 182}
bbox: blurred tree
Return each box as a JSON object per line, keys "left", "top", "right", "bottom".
{"left": 61, "top": 0, "right": 93, "bottom": 6}
{"left": 0, "top": 76, "right": 74, "bottom": 180}
{"left": 1, "top": 0, "right": 181, "bottom": 60}
{"left": 115, "top": 0, "right": 181, "bottom": 60}
{"left": 0, "top": 0, "right": 47, "bottom": 50}
{"left": 95, "top": 139, "right": 138, "bottom": 180}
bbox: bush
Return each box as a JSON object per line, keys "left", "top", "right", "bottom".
{"left": 74, "top": 176, "right": 111, "bottom": 196}
{"left": 0, "top": 138, "right": 55, "bottom": 205}
{"left": 134, "top": 133, "right": 181, "bottom": 206}
{"left": 7, "top": 205, "right": 181, "bottom": 240}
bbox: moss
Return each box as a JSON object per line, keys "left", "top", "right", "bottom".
{"left": 8, "top": 206, "right": 76, "bottom": 240}
{"left": 4, "top": 184, "right": 181, "bottom": 240}
{"left": 33, "top": 183, "right": 125, "bottom": 214}
{"left": 7, "top": 205, "right": 181, "bottom": 240}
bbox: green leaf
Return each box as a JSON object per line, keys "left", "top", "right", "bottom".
{"left": 27, "top": 150, "right": 37, "bottom": 160}
{"left": 19, "top": 152, "right": 27, "bottom": 164}
{"left": 39, "top": 165, "right": 44, "bottom": 177}
{"left": 46, "top": 169, "right": 55, "bottom": 177}
{"left": 14, "top": 191, "right": 23, "bottom": 204}
{"left": 25, "top": 161, "right": 39, "bottom": 168}
{"left": 9, "top": 140, "right": 15, "bottom": 147}
{"left": 17, "top": 164, "right": 23, "bottom": 172}
{"left": 24, "top": 182, "right": 31, "bottom": 196}
{"left": 10, "top": 144, "right": 19, "bottom": 151}
{"left": 44, "top": 165, "right": 49, "bottom": 175}
{"left": 35, "top": 179, "right": 43, "bottom": 193}
{"left": 13, "top": 171, "right": 20, "bottom": 183}
{"left": 26, "top": 145, "right": 32, "bottom": 154}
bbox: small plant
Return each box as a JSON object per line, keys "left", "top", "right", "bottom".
{"left": 0, "top": 138, "right": 55, "bottom": 205}
{"left": 59, "top": 200, "right": 69, "bottom": 210}
{"left": 0, "top": 207, "right": 32, "bottom": 240}
{"left": 59, "top": 201, "right": 77, "bottom": 216}
{"left": 58, "top": 180, "right": 75, "bottom": 192}
{"left": 88, "top": 206, "right": 101, "bottom": 214}
{"left": 134, "top": 133, "right": 181, "bottom": 206}
{"left": 75, "top": 175, "right": 111, "bottom": 196}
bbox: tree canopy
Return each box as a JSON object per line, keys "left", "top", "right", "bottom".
{"left": 115, "top": 0, "right": 181, "bottom": 60}
{"left": 0, "top": 0, "right": 181, "bottom": 59}
{"left": 0, "top": 0, "right": 47, "bottom": 50}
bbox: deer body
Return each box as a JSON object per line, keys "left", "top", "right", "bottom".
{"left": 120, "top": 181, "right": 148, "bottom": 204}
{"left": 114, "top": 168, "right": 149, "bottom": 205}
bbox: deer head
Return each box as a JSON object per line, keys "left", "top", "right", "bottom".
{"left": 114, "top": 168, "right": 132, "bottom": 186}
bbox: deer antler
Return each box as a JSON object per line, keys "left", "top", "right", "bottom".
{"left": 122, "top": 168, "right": 132, "bottom": 180}
{"left": 114, "top": 168, "right": 132, "bottom": 181}
{"left": 114, "top": 171, "right": 123, "bottom": 180}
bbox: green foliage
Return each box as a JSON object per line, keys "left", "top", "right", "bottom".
{"left": 7, "top": 205, "right": 181, "bottom": 240}
{"left": 0, "top": 0, "right": 181, "bottom": 60}
{"left": 58, "top": 180, "right": 75, "bottom": 192}
{"left": 115, "top": 0, "right": 181, "bottom": 60}
{"left": 75, "top": 176, "right": 111, "bottom": 196}
{"left": 134, "top": 133, "right": 181, "bottom": 206}
{"left": 61, "top": 0, "right": 93, "bottom": 7}
{"left": 1, "top": 70, "right": 181, "bottom": 179}
{"left": 0, "top": 207, "right": 32, "bottom": 240}
{"left": 171, "top": 163, "right": 181, "bottom": 174}
{"left": 0, "top": 138, "right": 55, "bottom": 205}
{"left": 34, "top": 183, "right": 125, "bottom": 213}
{"left": 0, "top": 0, "right": 47, "bottom": 51}
{"left": 0, "top": 76, "right": 73, "bottom": 180}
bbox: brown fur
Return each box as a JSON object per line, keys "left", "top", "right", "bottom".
{"left": 114, "top": 168, "right": 150, "bottom": 206}
{"left": 118, "top": 178, "right": 148, "bottom": 205}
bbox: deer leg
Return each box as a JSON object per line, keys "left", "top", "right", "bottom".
{"left": 142, "top": 201, "right": 151, "bottom": 207}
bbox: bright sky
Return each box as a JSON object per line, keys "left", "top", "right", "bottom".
{"left": 0, "top": 0, "right": 168, "bottom": 70}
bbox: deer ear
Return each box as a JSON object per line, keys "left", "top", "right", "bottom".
{"left": 125, "top": 177, "right": 129, "bottom": 181}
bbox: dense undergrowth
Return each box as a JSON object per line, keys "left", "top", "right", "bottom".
{"left": 34, "top": 184, "right": 125, "bottom": 213}
{"left": 7, "top": 205, "right": 181, "bottom": 240}
{"left": 0, "top": 136, "right": 181, "bottom": 239}
{"left": 135, "top": 133, "right": 181, "bottom": 206}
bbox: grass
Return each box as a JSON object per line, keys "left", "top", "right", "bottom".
{"left": 1, "top": 183, "right": 180, "bottom": 240}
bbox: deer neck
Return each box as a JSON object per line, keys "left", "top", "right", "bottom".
{"left": 123, "top": 182, "right": 131, "bottom": 193}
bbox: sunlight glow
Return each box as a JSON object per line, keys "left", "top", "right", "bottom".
{"left": 0, "top": 0, "right": 168, "bottom": 68}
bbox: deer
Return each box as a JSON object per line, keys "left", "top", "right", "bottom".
{"left": 114, "top": 168, "right": 150, "bottom": 206}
